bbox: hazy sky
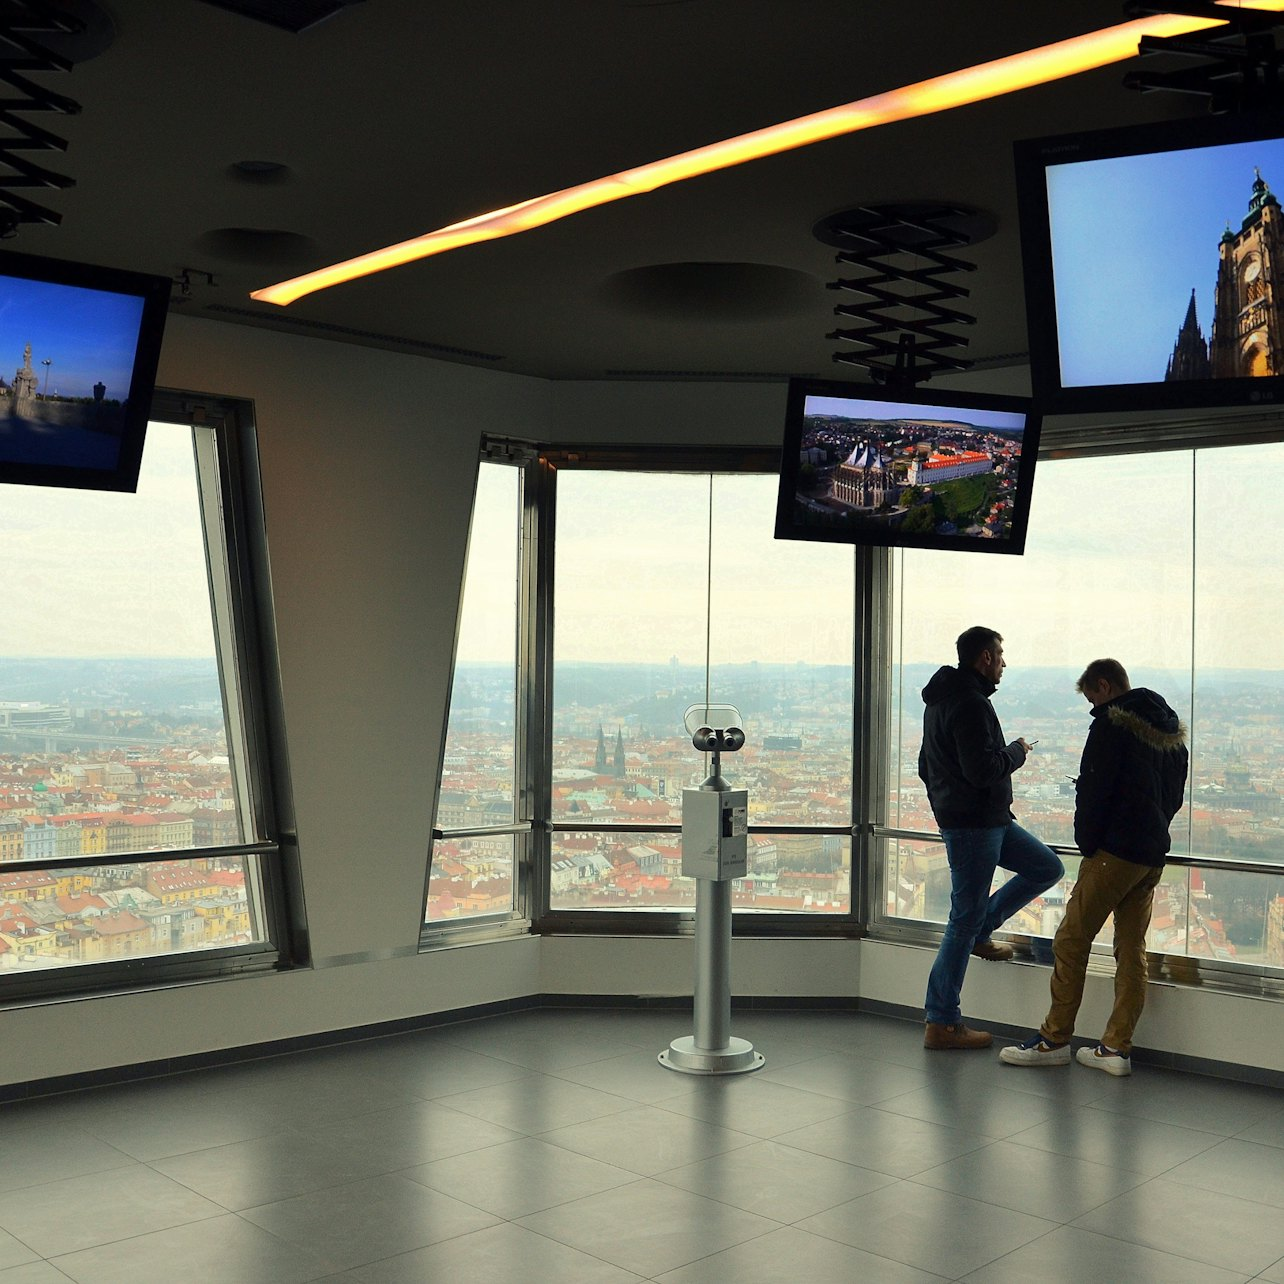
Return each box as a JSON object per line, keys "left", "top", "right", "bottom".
{"left": 457, "top": 445, "right": 1284, "bottom": 673}
{"left": 0, "top": 423, "right": 218, "bottom": 658}
{"left": 806, "top": 393, "right": 1026, "bottom": 433}
{"left": 1047, "top": 136, "right": 1284, "bottom": 387}
{"left": 0, "top": 276, "right": 144, "bottom": 400}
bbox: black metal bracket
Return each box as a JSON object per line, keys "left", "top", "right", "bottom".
{"left": 0, "top": 0, "right": 83, "bottom": 234}
{"left": 818, "top": 203, "right": 989, "bottom": 388}
{"left": 1123, "top": 2, "right": 1284, "bottom": 113}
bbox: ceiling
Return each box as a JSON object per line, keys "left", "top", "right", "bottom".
{"left": 6, "top": 0, "right": 1210, "bottom": 382}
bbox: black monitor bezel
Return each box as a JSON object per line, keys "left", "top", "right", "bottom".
{"left": 774, "top": 376, "right": 1041, "bottom": 556}
{"left": 1015, "top": 110, "right": 1284, "bottom": 415}
{"left": 0, "top": 249, "right": 170, "bottom": 493}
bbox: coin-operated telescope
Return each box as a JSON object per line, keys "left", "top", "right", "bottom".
{"left": 659, "top": 704, "right": 764, "bottom": 1076}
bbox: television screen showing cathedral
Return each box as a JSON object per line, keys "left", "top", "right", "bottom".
{"left": 786, "top": 393, "right": 1030, "bottom": 544}
{"left": 1045, "top": 135, "right": 1284, "bottom": 388}
{"left": 0, "top": 273, "right": 146, "bottom": 470}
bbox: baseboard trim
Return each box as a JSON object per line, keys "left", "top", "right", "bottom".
{"left": 3, "top": 992, "right": 1277, "bottom": 1102}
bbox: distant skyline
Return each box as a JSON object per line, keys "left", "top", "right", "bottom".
{"left": 805, "top": 393, "right": 1026, "bottom": 432}
{"left": 0, "top": 274, "right": 143, "bottom": 400}
{"left": 1047, "top": 136, "right": 1284, "bottom": 387}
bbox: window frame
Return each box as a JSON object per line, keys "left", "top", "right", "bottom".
{"left": 0, "top": 389, "right": 305, "bottom": 1006}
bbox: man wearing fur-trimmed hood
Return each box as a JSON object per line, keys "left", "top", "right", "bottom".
{"left": 1000, "top": 658, "right": 1188, "bottom": 1077}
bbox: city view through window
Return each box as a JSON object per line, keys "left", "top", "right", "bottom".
{"left": 889, "top": 444, "right": 1284, "bottom": 969}
{"left": 432, "top": 444, "right": 1283, "bottom": 971}
{"left": 0, "top": 424, "right": 261, "bottom": 971}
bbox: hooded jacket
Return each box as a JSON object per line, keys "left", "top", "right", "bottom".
{"left": 918, "top": 664, "right": 1027, "bottom": 828}
{"left": 1075, "top": 687, "right": 1188, "bottom": 867}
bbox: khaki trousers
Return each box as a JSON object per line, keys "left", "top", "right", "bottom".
{"left": 1040, "top": 849, "right": 1163, "bottom": 1055}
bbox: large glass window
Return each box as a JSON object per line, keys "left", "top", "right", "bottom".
{"left": 549, "top": 469, "right": 854, "bottom": 914}
{"left": 0, "top": 411, "right": 289, "bottom": 980}
{"left": 425, "top": 461, "right": 521, "bottom": 924}
{"left": 886, "top": 443, "right": 1283, "bottom": 968}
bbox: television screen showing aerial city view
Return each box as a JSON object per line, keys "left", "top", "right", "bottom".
{"left": 1044, "top": 133, "right": 1284, "bottom": 391}
{"left": 777, "top": 390, "right": 1034, "bottom": 554}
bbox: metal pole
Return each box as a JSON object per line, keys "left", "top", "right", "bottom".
{"left": 692, "top": 877, "right": 731, "bottom": 1051}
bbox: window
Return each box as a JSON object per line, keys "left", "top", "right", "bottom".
{"left": 548, "top": 465, "right": 855, "bottom": 915}
{"left": 884, "top": 442, "right": 1284, "bottom": 971}
{"left": 0, "top": 399, "right": 296, "bottom": 993}
{"left": 425, "top": 460, "right": 522, "bottom": 925}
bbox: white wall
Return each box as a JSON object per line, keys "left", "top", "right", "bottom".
{"left": 3, "top": 318, "right": 1278, "bottom": 1090}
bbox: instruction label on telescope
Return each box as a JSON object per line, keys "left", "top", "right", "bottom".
{"left": 681, "top": 788, "right": 748, "bottom": 881}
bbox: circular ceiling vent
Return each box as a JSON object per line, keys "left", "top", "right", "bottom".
{"left": 193, "top": 227, "right": 320, "bottom": 267}
{"left": 601, "top": 262, "right": 819, "bottom": 323}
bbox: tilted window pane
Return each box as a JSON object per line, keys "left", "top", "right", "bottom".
{"left": 0, "top": 423, "right": 268, "bottom": 968}
{"left": 426, "top": 462, "right": 520, "bottom": 923}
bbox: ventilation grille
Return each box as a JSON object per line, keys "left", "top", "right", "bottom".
{"left": 201, "top": 303, "right": 505, "bottom": 362}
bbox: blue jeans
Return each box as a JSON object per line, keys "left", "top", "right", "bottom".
{"left": 924, "top": 821, "right": 1064, "bottom": 1026}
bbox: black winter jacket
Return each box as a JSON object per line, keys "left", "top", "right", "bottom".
{"left": 1074, "top": 687, "right": 1188, "bottom": 867}
{"left": 918, "top": 665, "right": 1027, "bottom": 828}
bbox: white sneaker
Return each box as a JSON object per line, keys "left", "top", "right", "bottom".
{"left": 1076, "top": 1044, "right": 1131, "bottom": 1076}
{"left": 999, "top": 1034, "right": 1071, "bottom": 1067}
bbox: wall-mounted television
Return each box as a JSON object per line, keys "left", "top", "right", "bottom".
{"left": 774, "top": 377, "right": 1040, "bottom": 555}
{"left": 0, "top": 250, "right": 170, "bottom": 492}
{"left": 1016, "top": 111, "right": 1284, "bottom": 414}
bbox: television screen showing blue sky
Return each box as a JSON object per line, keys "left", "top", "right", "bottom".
{"left": 1047, "top": 137, "right": 1284, "bottom": 387}
{"left": 0, "top": 275, "right": 145, "bottom": 401}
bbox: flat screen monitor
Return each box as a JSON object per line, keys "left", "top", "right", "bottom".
{"left": 0, "top": 250, "right": 170, "bottom": 492}
{"left": 1016, "top": 111, "right": 1284, "bottom": 414}
{"left": 774, "top": 377, "right": 1040, "bottom": 555}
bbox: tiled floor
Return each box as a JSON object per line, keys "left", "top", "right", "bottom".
{"left": 1, "top": 1008, "right": 1283, "bottom": 1282}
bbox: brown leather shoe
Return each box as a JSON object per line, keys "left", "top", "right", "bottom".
{"left": 971, "top": 938, "right": 1014, "bottom": 962}
{"left": 924, "top": 1022, "right": 994, "bottom": 1050}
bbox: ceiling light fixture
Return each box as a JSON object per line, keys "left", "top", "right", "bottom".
{"left": 252, "top": 3, "right": 1284, "bottom": 306}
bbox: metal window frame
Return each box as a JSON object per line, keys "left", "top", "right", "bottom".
{"left": 0, "top": 389, "right": 305, "bottom": 1008}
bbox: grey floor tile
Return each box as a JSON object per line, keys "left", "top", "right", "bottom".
{"left": 652, "top": 1225, "right": 949, "bottom": 1284}
{"left": 238, "top": 1173, "right": 499, "bottom": 1272}
{"left": 402, "top": 1136, "right": 637, "bottom": 1218}
{"left": 957, "top": 1224, "right": 1251, "bottom": 1284}
{"left": 1072, "top": 1176, "right": 1284, "bottom": 1276}
{"left": 774, "top": 1103, "right": 992, "bottom": 1177}
{"left": 290, "top": 1098, "right": 522, "bottom": 1171}
{"left": 1257, "top": 1252, "right": 1284, "bottom": 1283}
{"left": 0, "top": 1229, "right": 39, "bottom": 1272}
{"left": 431, "top": 1073, "right": 636, "bottom": 1133}
{"left": 1239, "top": 1107, "right": 1284, "bottom": 1150}
{"left": 516, "top": 1178, "right": 778, "bottom": 1277}
{"left": 438, "top": 1013, "right": 648, "bottom": 1070}
{"left": 755, "top": 1052, "right": 930, "bottom": 1107}
{"left": 343, "top": 1222, "right": 644, "bottom": 1283}
{"left": 548, "top": 1049, "right": 705, "bottom": 1105}
{"left": 0, "top": 1126, "right": 134, "bottom": 1196}
{"left": 655, "top": 1075, "right": 855, "bottom": 1138}
{"left": 1084, "top": 1072, "right": 1282, "bottom": 1137}
{"left": 910, "top": 1137, "right": 1147, "bottom": 1221}
{"left": 0, "top": 1264, "right": 76, "bottom": 1283}
{"left": 0, "top": 1164, "right": 224, "bottom": 1258}
{"left": 654, "top": 1138, "right": 897, "bottom": 1222}
{"left": 796, "top": 1180, "right": 1058, "bottom": 1278}
{"left": 331, "top": 1042, "right": 532, "bottom": 1100}
{"left": 1006, "top": 1103, "right": 1224, "bottom": 1176}
{"left": 538, "top": 1103, "right": 756, "bottom": 1177}
{"left": 77, "top": 1099, "right": 289, "bottom": 1163}
{"left": 1154, "top": 1137, "right": 1284, "bottom": 1208}
{"left": 871, "top": 1078, "right": 1062, "bottom": 1139}
{"left": 149, "top": 1130, "right": 388, "bottom": 1211}
{"left": 47, "top": 1212, "right": 340, "bottom": 1283}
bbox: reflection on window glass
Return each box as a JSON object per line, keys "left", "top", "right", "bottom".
{"left": 427, "top": 462, "right": 520, "bottom": 923}
{"left": 551, "top": 471, "right": 853, "bottom": 914}
{"left": 888, "top": 444, "right": 1284, "bottom": 967}
{"left": 0, "top": 424, "right": 261, "bottom": 969}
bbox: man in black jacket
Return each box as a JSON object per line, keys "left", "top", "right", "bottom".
{"left": 1000, "top": 658, "right": 1188, "bottom": 1076}
{"left": 919, "top": 626, "right": 1063, "bottom": 1050}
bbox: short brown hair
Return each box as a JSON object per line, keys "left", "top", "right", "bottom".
{"left": 956, "top": 626, "right": 1002, "bottom": 667}
{"left": 1076, "top": 658, "right": 1130, "bottom": 694}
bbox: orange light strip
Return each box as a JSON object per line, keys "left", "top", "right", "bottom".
{"left": 252, "top": 5, "right": 1283, "bottom": 306}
